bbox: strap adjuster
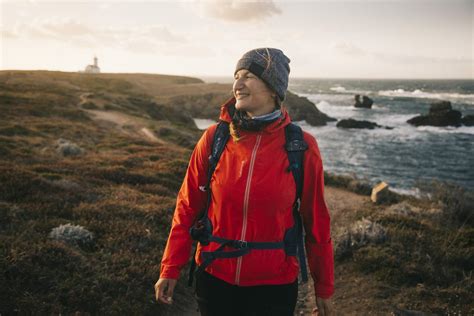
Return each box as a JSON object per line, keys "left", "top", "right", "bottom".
{"left": 234, "top": 240, "right": 248, "bottom": 249}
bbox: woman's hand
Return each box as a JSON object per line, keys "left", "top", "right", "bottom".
{"left": 154, "top": 278, "right": 177, "bottom": 305}
{"left": 312, "top": 296, "right": 333, "bottom": 316}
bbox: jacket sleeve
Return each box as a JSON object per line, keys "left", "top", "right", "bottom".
{"left": 300, "top": 132, "right": 335, "bottom": 299}
{"left": 159, "top": 124, "right": 216, "bottom": 279}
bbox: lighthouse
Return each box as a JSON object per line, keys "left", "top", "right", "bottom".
{"left": 84, "top": 56, "right": 101, "bottom": 74}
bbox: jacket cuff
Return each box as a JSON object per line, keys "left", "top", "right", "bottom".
{"left": 315, "top": 285, "right": 334, "bottom": 299}
{"left": 159, "top": 265, "right": 180, "bottom": 279}
{"left": 306, "top": 239, "right": 335, "bottom": 299}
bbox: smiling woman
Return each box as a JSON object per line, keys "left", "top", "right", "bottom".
{"left": 233, "top": 69, "right": 276, "bottom": 117}
{"left": 155, "top": 48, "right": 335, "bottom": 316}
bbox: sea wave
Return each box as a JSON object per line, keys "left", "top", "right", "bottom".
{"left": 378, "top": 89, "right": 474, "bottom": 104}
{"left": 416, "top": 125, "right": 474, "bottom": 135}
{"left": 330, "top": 85, "right": 372, "bottom": 95}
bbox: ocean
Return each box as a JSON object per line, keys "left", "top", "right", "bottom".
{"left": 198, "top": 78, "right": 474, "bottom": 195}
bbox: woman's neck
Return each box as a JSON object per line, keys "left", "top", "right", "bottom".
{"left": 246, "top": 106, "right": 276, "bottom": 118}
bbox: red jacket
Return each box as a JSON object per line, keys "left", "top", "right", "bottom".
{"left": 160, "top": 97, "right": 334, "bottom": 299}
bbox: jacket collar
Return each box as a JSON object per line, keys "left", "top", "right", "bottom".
{"left": 218, "top": 97, "right": 292, "bottom": 134}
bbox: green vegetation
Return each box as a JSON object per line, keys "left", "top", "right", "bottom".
{"left": 0, "top": 71, "right": 200, "bottom": 314}
{"left": 336, "top": 183, "right": 473, "bottom": 314}
{"left": 324, "top": 172, "right": 373, "bottom": 196}
{"left": 0, "top": 70, "right": 471, "bottom": 314}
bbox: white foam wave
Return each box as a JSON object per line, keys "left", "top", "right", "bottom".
{"left": 330, "top": 86, "right": 347, "bottom": 93}
{"left": 315, "top": 100, "right": 358, "bottom": 119}
{"left": 378, "top": 89, "right": 474, "bottom": 104}
{"left": 193, "top": 118, "right": 216, "bottom": 130}
{"left": 373, "top": 113, "right": 416, "bottom": 126}
{"left": 416, "top": 125, "right": 474, "bottom": 135}
{"left": 329, "top": 86, "right": 372, "bottom": 95}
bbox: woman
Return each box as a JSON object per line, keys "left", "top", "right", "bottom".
{"left": 155, "top": 48, "right": 334, "bottom": 316}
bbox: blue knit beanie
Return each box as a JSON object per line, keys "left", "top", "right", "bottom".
{"left": 235, "top": 48, "right": 291, "bottom": 101}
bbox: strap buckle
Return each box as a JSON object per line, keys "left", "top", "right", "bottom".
{"left": 234, "top": 240, "right": 248, "bottom": 249}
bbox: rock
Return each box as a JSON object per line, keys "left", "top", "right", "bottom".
{"left": 461, "top": 114, "right": 474, "bottom": 126}
{"left": 429, "top": 100, "right": 452, "bottom": 114}
{"left": 371, "top": 182, "right": 389, "bottom": 203}
{"left": 407, "top": 101, "right": 463, "bottom": 127}
{"left": 371, "top": 181, "right": 399, "bottom": 204}
{"left": 354, "top": 94, "right": 374, "bottom": 108}
{"left": 336, "top": 118, "right": 380, "bottom": 129}
{"left": 284, "top": 92, "right": 337, "bottom": 126}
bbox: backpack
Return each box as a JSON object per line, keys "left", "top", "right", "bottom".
{"left": 188, "top": 121, "right": 308, "bottom": 286}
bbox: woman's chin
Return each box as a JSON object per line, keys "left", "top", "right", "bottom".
{"left": 235, "top": 102, "right": 247, "bottom": 111}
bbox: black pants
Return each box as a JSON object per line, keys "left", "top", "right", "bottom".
{"left": 195, "top": 271, "right": 298, "bottom": 316}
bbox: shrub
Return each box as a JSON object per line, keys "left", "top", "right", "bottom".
{"left": 336, "top": 218, "right": 387, "bottom": 259}
{"left": 49, "top": 223, "right": 94, "bottom": 248}
{"left": 419, "top": 180, "right": 474, "bottom": 226}
{"left": 324, "top": 172, "right": 372, "bottom": 196}
{"left": 55, "top": 139, "right": 84, "bottom": 157}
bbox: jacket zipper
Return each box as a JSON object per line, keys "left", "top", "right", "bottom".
{"left": 235, "top": 134, "right": 262, "bottom": 285}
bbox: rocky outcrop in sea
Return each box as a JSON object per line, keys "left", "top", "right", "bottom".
{"left": 336, "top": 118, "right": 392, "bottom": 130}
{"left": 284, "top": 92, "right": 337, "bottom": 126}
{"left": 354, "top": 94, "right": 373, "bottom": 108}
{"left": 407, "top": 101, "right": 467, "bottom": 127}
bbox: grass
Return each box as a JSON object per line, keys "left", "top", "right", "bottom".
{"left": 337, "top": 183, "right": 474, "bottom": 314}
{"left": 0, "top": 70, "right": 201, "bottom": 314}
{"left": 0, "top": 70, "right": 472, "bottom": 314}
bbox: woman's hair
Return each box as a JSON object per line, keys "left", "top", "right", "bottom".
{"left": 229, "top": 121, "right": 242, "bottom": 143}
{"left": 274, "top": 95, "right": 282, "bottom": 109}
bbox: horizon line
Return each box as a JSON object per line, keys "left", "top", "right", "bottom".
{"left": 1, "top": 69, "right": 472, "bottom": 81}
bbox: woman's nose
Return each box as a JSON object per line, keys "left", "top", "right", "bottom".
{"left": 233, "top": 77, "right": 245, "bottom": 90}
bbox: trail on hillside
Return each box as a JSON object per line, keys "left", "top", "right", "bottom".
{"left": 295, "top": 187, "right": 375, "bottom": 316}
{"left": 78, "top": 92, "right": 166, "bottom": 144}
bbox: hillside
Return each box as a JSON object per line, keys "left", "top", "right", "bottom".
{"left": 0, "top": 71, "right": 472, "bottom": 315}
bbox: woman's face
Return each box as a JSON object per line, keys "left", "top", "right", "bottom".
{"left": 233, "top": 69, "right": 276, "bottom": 117}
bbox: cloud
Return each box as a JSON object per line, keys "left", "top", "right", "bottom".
{"left": 1, "top": 18, "right": 187, "bottom": 54}
{"left": 372, "top": 52, "right": 473, "bottom": 66}
{"left": 330, "top": 41, "right": 473, "bottom": 67}
{"left": 199, "top": 0, "right": 282, "bottom": 22}
{"left": 331, "top": 41, "right": 367, "bottom": 57}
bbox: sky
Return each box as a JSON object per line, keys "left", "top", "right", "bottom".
{"left": 0, "top": 0, "right": 473, "bottom": 79}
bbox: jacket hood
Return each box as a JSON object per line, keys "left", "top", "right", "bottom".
{"left": 218, "top": 97, "right": 292, "bottom": 133}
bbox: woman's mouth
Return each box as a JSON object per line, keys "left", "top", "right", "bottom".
{"left": 236, "top": 93, "right": 249, "bottom": 100}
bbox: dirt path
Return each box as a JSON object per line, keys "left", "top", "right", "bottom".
{"left": 78, "top": 92, "right": 93, "bottom": 106}
{"left": 78, "top": 92, "right": 166, "bottom": 144}
{"left": 295, "top": 187, "right": 374, "bottom": 316}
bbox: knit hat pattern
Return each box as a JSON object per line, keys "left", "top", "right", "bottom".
{"left": 235, "top": 48, "right": 291, "bottom": 101}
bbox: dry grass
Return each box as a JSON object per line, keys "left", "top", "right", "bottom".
{"left": 1, "top": 70, "right": 472, "bottom": 315}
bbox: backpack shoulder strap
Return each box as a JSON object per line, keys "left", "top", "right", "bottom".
{"left": 207, "top": 121, "right": 230, "bottom": 190}
{"left": 284, "top": 123, "right": 308, "bottom": 200}
{"left": 188, "top": 121, "right": 230, "bottom": 286}
{"left": 199, "top": 120, "right": 230, "bottom": 221}
{"left": 284, "top": 123, "right": 309, "bottom": 283}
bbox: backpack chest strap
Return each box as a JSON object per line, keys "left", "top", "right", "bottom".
{"left": 198, "top": 236, "right": 286, "bottom": 272}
